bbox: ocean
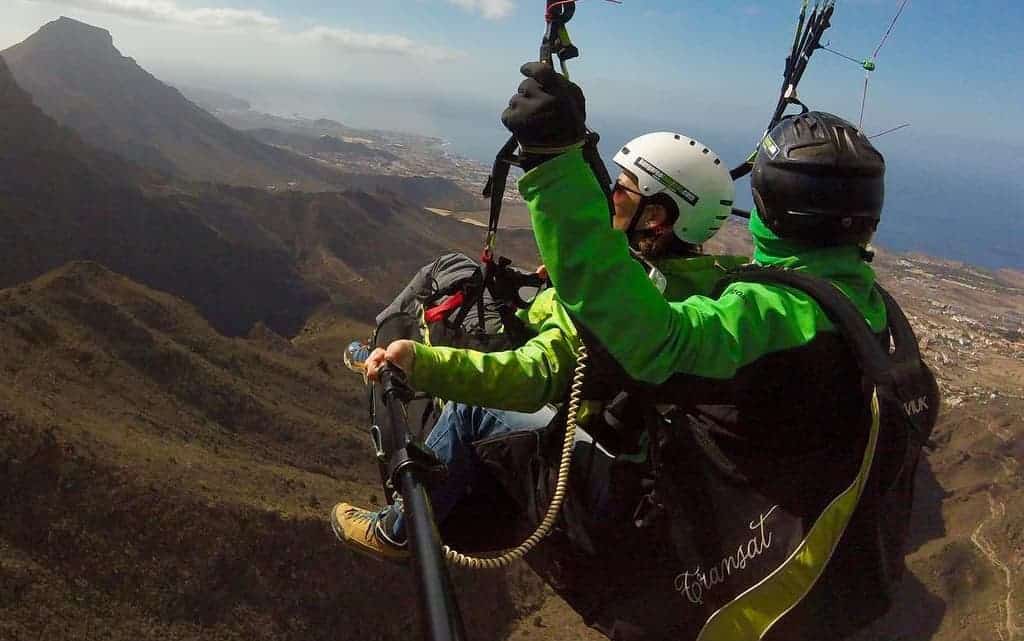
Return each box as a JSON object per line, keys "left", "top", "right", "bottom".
{"left": 253, "top": 85, "right": 1023, "bottom": 272}
{"left": 434, "top": 114, "right": 1024, "bottom": 271}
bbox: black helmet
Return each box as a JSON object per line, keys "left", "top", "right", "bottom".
{"left": 752, "top": 111, "right": 885, "bottom": 245}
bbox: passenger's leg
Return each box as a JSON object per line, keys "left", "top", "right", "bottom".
{"left": 331, "top": 402, "right": 554, "bottom": 561}
{"left": 388, "top": 402, "right": 556, "bottom": 540}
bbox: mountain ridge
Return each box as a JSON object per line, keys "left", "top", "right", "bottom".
{"left": 0, "top": 260, "right": 548, "bottom": 641}
{"left": 2, "top": 15, "right": 1022, "bottom": 641}
{"left": 0, "top": 52, "right": 532, "bottom": 337}
{"left": 2, "top": 17, "right": 479, "bottom": 208}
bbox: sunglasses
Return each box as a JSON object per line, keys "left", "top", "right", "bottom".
{"left": 612, "top": 182, "right": 645, "bottom": 198}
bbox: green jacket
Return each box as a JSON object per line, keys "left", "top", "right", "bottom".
{"left": 520, "top": 149, "right": 886, "bottom": 385}
{"left": 408, "top": 253, "right": 747, "bottom": 412}
{"left": 517, "top": 149, "right": 893, "bottom": 641}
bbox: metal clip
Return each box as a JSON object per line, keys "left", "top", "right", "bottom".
{"left": 370, "top": 425, "right": 386, "bottom": 461}
{"left": 632, "top": 492, "right": 665, "bottom": 529}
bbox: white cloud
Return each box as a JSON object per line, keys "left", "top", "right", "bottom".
{"left": 296, "top": 26, "right": 463, "bottom": 62}
{"left": 24, "top": 0, "right": 462, "bottom": 59}
{"left": 447, "top": 0, "right": 516, "bottom": 20}
{"left": 30, "top": 0, "right": 279, "bottom": 29}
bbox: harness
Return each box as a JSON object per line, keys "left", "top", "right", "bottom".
{"left": 543, "top": 266, "right": 938, "bottom": 640}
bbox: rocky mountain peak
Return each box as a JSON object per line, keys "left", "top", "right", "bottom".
{"left": 28, "top": 17, "right": 118, "bottom": 58}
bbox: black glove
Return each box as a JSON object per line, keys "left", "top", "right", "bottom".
{"left": 501, "top": 62, "right": 586, "bottom": 164}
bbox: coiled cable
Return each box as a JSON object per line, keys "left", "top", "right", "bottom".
{"left": 442, "top": 344, "right": 588, "bottom": 569}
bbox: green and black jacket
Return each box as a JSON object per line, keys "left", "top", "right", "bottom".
{"left": 408, "top": 249, "right": 747, "bottom": 413}
{"left": 520, "top": 150, "right": 890, "bottom": 641}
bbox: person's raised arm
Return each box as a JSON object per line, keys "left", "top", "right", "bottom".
{"left": 502, "top": 66, "right": 824, "bottom": 384}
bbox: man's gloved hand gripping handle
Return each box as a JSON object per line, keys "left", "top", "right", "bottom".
{"left": 501, "top": 62, "right": 587, "bottom": 170}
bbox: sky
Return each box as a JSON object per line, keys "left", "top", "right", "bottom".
{"left": 3, "top": 0, "right": 1024, "bottom": 267}
{"left": 4, "top": 0, "right": 1023, "bottom": 145}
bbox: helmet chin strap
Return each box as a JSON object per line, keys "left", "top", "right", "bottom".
{"left": 622, "top": 197, "right": 663, "bottom": 249}
{"left": 625, "top": 198, "right": 653, "bottom": 249}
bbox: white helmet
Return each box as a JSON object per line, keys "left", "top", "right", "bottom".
{"left": 613, "top": 132, "right": 735, "bottom": 245}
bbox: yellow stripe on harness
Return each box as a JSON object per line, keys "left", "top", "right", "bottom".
{"left": 696, "top": 389, "right": 882, "bottom": 641}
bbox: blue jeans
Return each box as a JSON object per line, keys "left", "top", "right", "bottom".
{"left": 389, "top": 402, "right": 556, "bottom": 541}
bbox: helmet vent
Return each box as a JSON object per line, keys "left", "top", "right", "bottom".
{"left": 793, "top": 117, "right": 806, "bottom": 138}
{"left": 839, "top": 128, "right": 858, "bottom": 156}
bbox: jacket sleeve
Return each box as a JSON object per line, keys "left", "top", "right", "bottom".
{"left": 408, "top": 291, "right": 581, "bottom": 412}
{"left": 520, "top": 150, "right": 828, "bottom": 384}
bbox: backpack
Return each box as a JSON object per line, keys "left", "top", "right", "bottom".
{"left": 372, "top": 252, "right": 545, "bottom": 440}
{"left": 368, "top": 252, "right": 551, "bottom": 551}
{"left": 529, "top": 267, "right": 940, "bottom": 641}
{"left": 374, "top": 252, "right": 543, "bottom": 358}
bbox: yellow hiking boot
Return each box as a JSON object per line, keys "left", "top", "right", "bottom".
{"left": 330, "top": 502, "right": 409, "bottom": 564}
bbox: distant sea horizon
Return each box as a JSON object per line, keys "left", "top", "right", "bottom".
{"left": 432, "top": 117, "right": 1024, "bottom": 273}
{"left": 248, "top": 89, "right": 1024, "bottom": 272}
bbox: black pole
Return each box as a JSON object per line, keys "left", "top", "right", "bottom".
{"left": 398, "top": 468, "right": 466, "bottom": 641}
{"left": 379, "top": 367, "right": 467, "bottom": 641}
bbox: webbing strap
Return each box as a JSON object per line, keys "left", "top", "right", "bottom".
{"left": 482, "top": 0, "right": 580, "bottom": 261}
{"left": 482, "top": 135, "right": 520, "bottom": 260}
{"left": 695, "top": 390, "right": 881, "bottom": 640}
{"left": 424, "top": 291, "right": 466, "bottom": 324}
{"left": 712, "top": 267, "right": 891, "bottom": 383}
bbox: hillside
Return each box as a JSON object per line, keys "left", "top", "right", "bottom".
{"left": 2, "top": 17, "right": 319, "bottom": 186}
{"left": 0, "top": 53, "right": 323, "bottom": 337}
{"left": 0, "top": 52, "right": 534, "bottom": 337}
{"left": 247, "top": 128, "right": 399, "bottom": 163}
{"left": 2, "top": 18, "right": 1022, "bottom": 638}
{"left": 1, "top": 17, "right": 479, "bottom": 208}
{"left": 186, "top": 184, "right": 538, "bottom": 319}
{"left": 0, "top": 262, "right": 549, "bottom": 641}
{"left": 0, "top": 250, "right": 1020, "bottom": 641}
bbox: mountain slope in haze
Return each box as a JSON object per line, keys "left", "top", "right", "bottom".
{"left": 247, "top": 128, "right": 399, "bottom": 163}
{"left": 0, "top": 261, "right": 548, "bottom": 641}
{"left": 2, "top": 17, "right": 307, "bottom": 185}
{"left": 187, "top": 184, "right": 539, "bottom": 322}
{"left": 180, "top": 87, "right": 493, "bottom": 210}
{"left": 0, "top": 53, "right": 324, "bottom": 337}
{"left": 2, "top": 17, "right": 479, "bottom": 208}
{"left": 178, "top": 85, "right": 252, "bottom": 112}
{"left": 0, "top": 53, "right": 533, "bottom": 336}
